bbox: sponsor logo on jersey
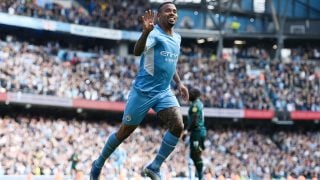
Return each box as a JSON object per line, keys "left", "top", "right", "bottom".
{"left": 160, "top": 51, "right": 178, "bottom": 62}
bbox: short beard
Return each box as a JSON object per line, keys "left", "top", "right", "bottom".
{"left": 168, "top": 22, "right": 175, "bottom": 27}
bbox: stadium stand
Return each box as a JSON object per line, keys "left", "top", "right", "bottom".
{"left": 0, "top": 0, "right": 149, "bottom": 31}
{"left": 0, "top": 114, "right": 319, "bottom": 179}
{"left": 0, "top": 38, "right": 319, "bottom": 111}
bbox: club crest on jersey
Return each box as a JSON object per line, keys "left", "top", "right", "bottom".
{"left": 125, "top": 115, "right": 131, "bottom": 121}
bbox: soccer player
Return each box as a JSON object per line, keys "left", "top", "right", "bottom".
{"left": 90, "top": 2, "right": 188, "bottom": 180}
{"left": 186, "top": 88, "right": 206, "bottom": 180}
{"left": 68, "top": 152, "right": 79, "bottom": 177}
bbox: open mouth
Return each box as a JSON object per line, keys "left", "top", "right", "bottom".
{"left": 168, "top": 17, "right": 175, "bottom": 22}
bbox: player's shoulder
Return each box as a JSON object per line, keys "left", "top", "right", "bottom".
{"left": 173, "top": 29, "right": 181, "bottom": 35}
{"left": 191, "top": 101, "right": 201, "bottom": 111}
{"left": 147, "top": 25, "right": 161, "bottom": 38}
{"left": 196, "top": 100, "right": 204, "bottom": 108}
{"left": 173, "top": 31, "right": 181, "bottom": 39}
{"left": 149, "top": 27, "right": 159, "bottom": 37}
{"left": 171, "top": 31, "right": 181, "bottom": 45}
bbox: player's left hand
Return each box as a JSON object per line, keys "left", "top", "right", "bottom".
{"left": 142, "top": 10, "right": 155, "bottom": 33}
{"left": 178, "top": 83, "right": 189, "bottom": 101}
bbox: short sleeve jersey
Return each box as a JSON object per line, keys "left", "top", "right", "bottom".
{"left": 188, "top": 99, "right": 206, "bottom": 133}
{"left": 134, "top": 24, "right": 181, "bottom": 93}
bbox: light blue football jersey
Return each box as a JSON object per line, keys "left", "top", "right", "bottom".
{"left": 134, "top": 24, "right": 181, "bottom": 93}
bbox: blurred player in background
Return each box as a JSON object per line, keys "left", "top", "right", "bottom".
{"left": 68, "top": 151, "right": 79, "bottom": 178}
{"left": 186, "top": 88, "right": 206, "bottom": 180}
{"left": 90, "top": 2, "right": 189, "bottom": 180}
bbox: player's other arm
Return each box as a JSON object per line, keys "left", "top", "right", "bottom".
{"left": 187, "top": 112, "right": 198, "bottom": 131}
{"left": 174, "top": 72, "right": 189, "bottom": 101}
{"left": 187, "top": 106, "right": 198, "bottom": 131}
{"left": 134, "top": 10, "right": 155, "bottom": 56}
{"left": 134, "top": 31, "right": 151, "bottom": 56}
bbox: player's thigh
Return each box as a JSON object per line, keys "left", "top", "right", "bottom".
{"left": 122, "top": 88, "right": 153, "bottom": 125}
{"left": 199, "top": 134, "right": 206, "bottom": 150}
{"left": 153, "top": 90, "right": 180, "bottom": 113}
{"left": 190, "top": 135, "right": 203, "bottom": 155}
{"left": 153, "top": 91, "right": 182, "bottom": 132}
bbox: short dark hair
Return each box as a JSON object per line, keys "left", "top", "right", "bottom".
{"left": 190, "top": 88, "right": 201, "bottom": 97}
{"left": 189, "top": 88, "right": 201, "bottom": 102}
{"left": 157, "top": 1, "right": 175, "bottom": 12}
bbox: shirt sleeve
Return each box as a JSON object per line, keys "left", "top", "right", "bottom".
{"left": 178, "top": 34, "right": 182, "bottom": 46}
{"left": 144, "top": 30, "right": 157, "bottom": 52}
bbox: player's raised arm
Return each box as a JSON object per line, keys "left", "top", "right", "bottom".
{"left": 133, "top": 10, "right": 155, "bottom": 56}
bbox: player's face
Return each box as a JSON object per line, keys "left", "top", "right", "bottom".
{"left": 158, "top": 4, "right": 178, "bottom": 28}
{"left": 189, "top": 96, "right": 195, "bottom": 102}
{"left": 189, "top": 89, "right": 200, "bottom": 102}
{"left": 189, "top": 91, "right": 196, "bottom": 102}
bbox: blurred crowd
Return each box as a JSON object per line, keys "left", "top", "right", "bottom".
{"left": 266, "top": 61, "right": 320, "bottom": 111}
{"left": 0, "top": 115, "right": 319, "bottom": 179}
{"left": 0, "top": 114, "right": 187, "bottom": 178}
{"left": 235, "top": 46, "right": 320, "bottom": 61}
{"left": 1, "top": 39, "right": 320, "bottom": 111}
{"left": 0, "top": 0, "right": 150, "bottom": 31}
{"left": 0, "top": 39, "right": 134, "bottom": 102}
{"left": 3, "top": 0, "right": 320, "bottom": 36}
{"left": 178, "top": 54, "right": 271, "bottom": 110}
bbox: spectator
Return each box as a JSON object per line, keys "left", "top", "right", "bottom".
{"left": 0, "top": 114, "right": 319, "bottom": 179}
{"left": 0, "top": 0, "right": 151, "bottom": 31}
{"left": 1, "top": 39, "right": 319, "bottom": 111}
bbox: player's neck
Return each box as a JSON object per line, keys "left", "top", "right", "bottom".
{"left": 159, "top": 24, "right": 173, "bottom": 36}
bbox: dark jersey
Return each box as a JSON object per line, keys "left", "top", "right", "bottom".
{"left": 188, "top": 99, "right": 206, "bottom": 135}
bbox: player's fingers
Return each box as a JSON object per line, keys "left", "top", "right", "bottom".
{"left": 184, "top": 91, "right": 189, "bottom": 101}
{"left": 183, "top": 94, "right": 188, "bottom": 101}
{"left": 152, "top": 11, "right": 156, "bottom": 22}
{"left": 144, "top": 10, "right": 149, "bottom": 19}
{"left": 181, "top": 91, "right": 186, "bottom": 101}
{"left": 146, "top": 10, "right": 152, "bottom": 19}
{"left": 149, "top": 10, "right": 154, "bottom": 21}
{"left": 148, "top": 9, "right": 152, "bottom": 18}
{"left": 144, "top": 11, "right": 148, "bottom": 19}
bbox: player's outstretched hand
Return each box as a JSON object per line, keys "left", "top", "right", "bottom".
{"left": 178, "top": 83, "right": 189, "bottom": 102}
{"left": 142, "top": 10, "right": 155, "bottom": 33}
